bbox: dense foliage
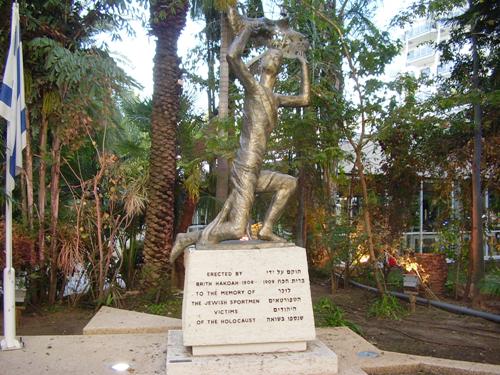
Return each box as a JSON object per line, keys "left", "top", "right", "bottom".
{"left": 0, "top": 0, "right": 497, "bottom": 306}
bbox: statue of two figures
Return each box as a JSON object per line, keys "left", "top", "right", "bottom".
{"left": 170, "top": 6, "right": 310, "bottom": 262}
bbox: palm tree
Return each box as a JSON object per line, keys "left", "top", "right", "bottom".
{"left": 143, "top": 0, "right": 189, "bottom": 289}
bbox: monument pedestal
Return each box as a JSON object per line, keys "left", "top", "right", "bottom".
{"left": 166, "top": 244, "right": 338, "bottom": 374}
{"left": 166, "top": 330, "right": 338, "bottom": 375}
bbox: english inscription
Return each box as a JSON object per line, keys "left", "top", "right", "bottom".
{"left": 190, "top": 268, "right": 305, "bottom": 328}
{"left": 182, "top": 247, "right": 316, "bottom": 347}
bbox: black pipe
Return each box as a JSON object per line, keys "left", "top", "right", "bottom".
{"left": 345, "top": 278, "right": 500, "bottom": 324}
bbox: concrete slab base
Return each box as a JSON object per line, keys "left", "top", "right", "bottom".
{"left": 192, "top": 340, "right": 306, "bottom": 356}
{"left": 166, "top": 330, "right": 338, "bottom": 375}
{"left": 83, "top": 306, "right": 181, "bottom": 335}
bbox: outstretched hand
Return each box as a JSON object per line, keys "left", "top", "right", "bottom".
{"left": 227, "top": 6, "right": 274, "bottom": 35}
{"left": 246, "top": 18, "right": 274, "bottom": 36}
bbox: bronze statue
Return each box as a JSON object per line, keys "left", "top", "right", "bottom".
{"left": 170, "top": 6, "right": 310, "bottom": 262}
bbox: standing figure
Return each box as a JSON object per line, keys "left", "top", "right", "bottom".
{"left": 171, "top": 7, "right": 310, "bottom": 262}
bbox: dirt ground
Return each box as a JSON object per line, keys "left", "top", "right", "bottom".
{"left": 311, "top": 283, "right": 500, "bottom": 365}
{"left": 9, "top": 306, "right": 94, "bottom": 336}
{"left": 2, "top": 284, "right": 499, "bottom": 366}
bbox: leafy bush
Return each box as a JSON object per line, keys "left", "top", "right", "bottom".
{"left": 386, "top": 269, "right": 403, "bottom": 290}
{"left": 480, "top": 268, "right": 500, "bottom": 296}
{"left": 313, "top": 297, "right": 362, "bottom": 334}
{"left": 145, "top": 298, "right": 182, "bottom": 317}
{"left": 368, "top": 293, "right": 406, "bottom": 320}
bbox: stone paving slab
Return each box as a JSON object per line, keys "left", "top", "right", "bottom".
{"left": 3, "top": 328, "right": 499, "bottom": 375}
{"left": 83, "top": 306, "right": 181, "bottom": 335}
{"left": 0, "top": 334, "right": 166, "bottom": 375}
{"left": 2, "top": 309, "right": 500, "bottom": 375}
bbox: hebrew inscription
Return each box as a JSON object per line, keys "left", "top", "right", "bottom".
{"left": 182, "top": 246, "right": 315, "bottom": 347}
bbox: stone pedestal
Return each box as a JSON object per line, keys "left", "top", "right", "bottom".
{"left": 166, "top": 330, "right": 338, "bottom": 375}
{"left": 166, "top": 243, "right": 338, "bottom": 374}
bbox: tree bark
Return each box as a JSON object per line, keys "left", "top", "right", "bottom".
{"left": 20, "top": 170, "right": 28, "bottom": 224}
{"left": 355, "top": 150, "right": 385, "bottom": 294}
{"left": 48, "top": 135, "right": 61, "bottom": 305}
{"left": 143, "top": 0, "right": 188, "bottom": 290}
{"left": 93, "top": 161, "right": 106, "bottom": 303}
{"left": 38, "top": 112, "right": 49, "bottom": 264}
{"left": 173, "top": 195, "right": 197, "bottom": 289}
{"left": 469, "top": 3, "right": 484, "bottom": 305}
{"left": 296, "top": 166, "right": 308, "bottom": 248}
{"left": 215, "top": 13, "right": 230, "bottom": 203}
{"left": 325, "top": 158, "right": 338, "bottom": 214}
{"left": 24, "top": 108, "right": 34, "bottom": 231}
{"left": 177, "top": 195, "right": 198, "bottom": 235}
{"left": 205, "top": 20, "right": 217, "bottom": 119}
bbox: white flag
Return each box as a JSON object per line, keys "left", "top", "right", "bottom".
{"left": 0, "top": 3, "right": 26, "bottom": 197}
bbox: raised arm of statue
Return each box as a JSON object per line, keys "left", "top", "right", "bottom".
{"left": 277, "top": 57, "right": 310, "bottom": 107}
{"left": 226, "top": 24, "right": 257, "bottom": 91}
{"left": 226, "top": 7, "right": 274, "bottom": 91}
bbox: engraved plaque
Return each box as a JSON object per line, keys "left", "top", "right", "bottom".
{"left": 182, "top": 246, "right": 315, "bottom": 351}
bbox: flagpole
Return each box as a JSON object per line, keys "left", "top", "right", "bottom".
{"left": 1, "top": 1, "right": 23, "bottom": 351}
{"left": 1, "top": 173, "right": 22, "bottom": 350}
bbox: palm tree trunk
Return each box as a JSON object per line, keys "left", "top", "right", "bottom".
{"left": 143, "top": 0, "right": 188, "bottom": 290}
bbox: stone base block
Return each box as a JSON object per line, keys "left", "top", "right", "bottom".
{"left": 166, "top": 330, "right": 338, "bottom": 375}
{"left": 192, "top": 340, "right": 306, "bottom": 356}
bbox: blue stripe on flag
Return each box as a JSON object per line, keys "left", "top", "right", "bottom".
{"left": 0, "top": 83, "right": 12, "bottom": 107}
{"left": 9, "top": 139, "right": 16, "bottom": 180}
{"left": 20, "top": 108, "right": 26, "bottom": 133}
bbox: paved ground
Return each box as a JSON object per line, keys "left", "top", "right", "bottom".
{"left": 4, "top": 284, "right": 499, "bottom": 366}
{"left": 1, "top": 307, "right": 500, "bottom": 375}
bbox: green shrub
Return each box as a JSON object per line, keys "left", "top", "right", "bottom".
{"left": 145, "top": 298, "right": 182, "bottom": 317}
{"left": 368, "top": 293, "right": 406, "bottom": 320}
{"left": 313, "top": 297, "right": 362, "bottom": 334}
{"left": 480, "top": 268, "right": 500, "bottom": 296}
{"left": 386, "top": 269, "right": 403, "bottom": 290}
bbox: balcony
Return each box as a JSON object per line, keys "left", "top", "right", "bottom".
{"left": 406, "top": 22, "right": 437, "bottom": 44}
{"left": 407, "top": 22, "right": 435, "bottom": 39}
{"left": 407, "top": 45, "right": 435, "bottom": 66}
